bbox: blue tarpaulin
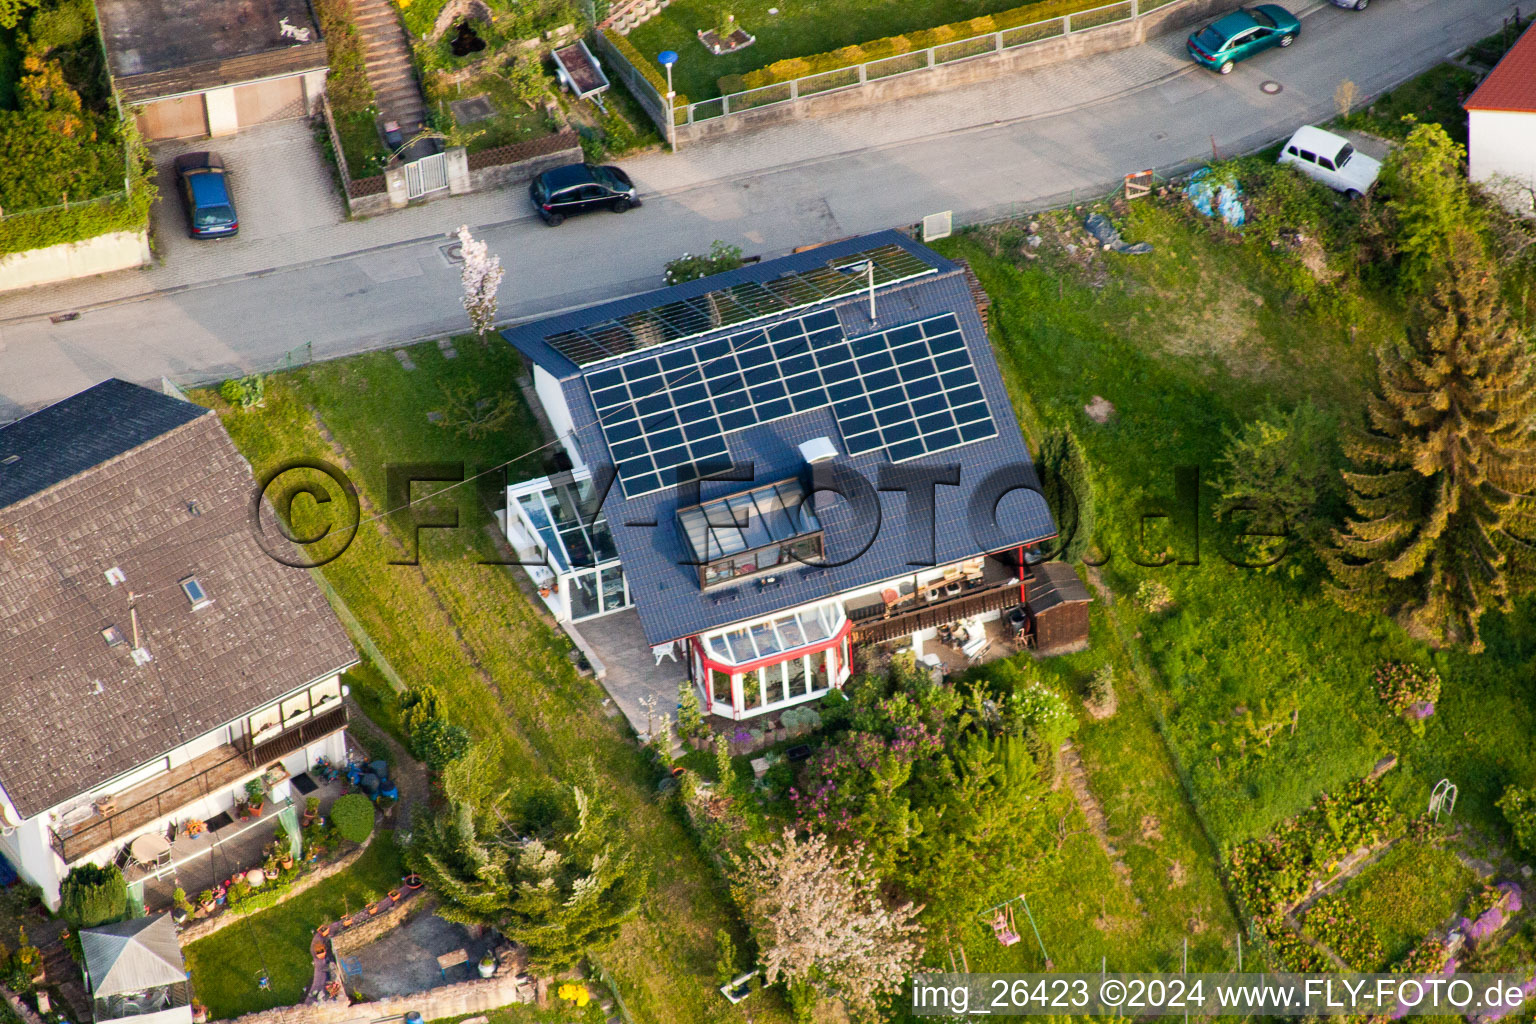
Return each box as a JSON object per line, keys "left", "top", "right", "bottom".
{"left": 1184, "top": 167, "right": 1246, "bottom": 227}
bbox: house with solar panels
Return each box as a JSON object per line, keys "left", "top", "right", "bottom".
{"left": 501, "top": 231, "right": 1089, "bottom": 726}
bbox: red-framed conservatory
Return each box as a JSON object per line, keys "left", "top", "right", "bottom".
{"left": 687, "top": 601, "right": 853, "bottom": 720}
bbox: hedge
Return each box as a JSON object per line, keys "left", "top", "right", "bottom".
{"left": 0, "top": 116, "right": 154, "bottom": 258}
{"left": 314, "top": 0, "right": 375, "bottom": 115}
{"left": 737, "top": 0, "right": 1128, "bottom": 92}
{"left": 603, "top": 30, "right": 689, "bottom": 111}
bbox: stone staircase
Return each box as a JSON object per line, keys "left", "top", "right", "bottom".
{"left": 350, "top": 0, "right": 427, "bottom": 142}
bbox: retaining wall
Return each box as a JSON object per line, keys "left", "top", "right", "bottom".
{"left": 218, "top": 970, "right": 529, "bottom": 1024}
{"left": 178, "top": 832, "right": 375, "bottom": 945}
{"left": 0, "top": 229, "right": 150, "bottom": 293}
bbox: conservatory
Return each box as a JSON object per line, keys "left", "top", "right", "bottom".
{"left": 505, "top": 472, "right": 631, "bottom": 622}
{"left": 687, "top": 600, "right": 852, "bottom": 720}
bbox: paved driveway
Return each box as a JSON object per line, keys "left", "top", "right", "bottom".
{"left": 149, "top": 120, "right": 347, "bottom": 280}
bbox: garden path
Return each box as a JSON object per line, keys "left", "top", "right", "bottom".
{"left": 352, "top": 0, "right": 427, "bottom": 140}
{"left": 1059, "top": 741, "right": 1136, "bottom": 898}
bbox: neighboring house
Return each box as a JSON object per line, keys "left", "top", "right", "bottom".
{"left": 81, "top": 914, "right": 192, "bottom": 1024}
{"left": 0, "top": 380, "right": 357, "bottom": 909}
{"left": 502, "top": 231, "right": 1085, "bottom": 723}
{"left": 1465, "top": 22, "right": 1536, "bottom": 216}
{"left": 96, "top": 0, "right": 328, "bottom": 141}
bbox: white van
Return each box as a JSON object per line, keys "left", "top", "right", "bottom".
{"left": 1277, "top": 125, "right": 1382, "bottom": 198}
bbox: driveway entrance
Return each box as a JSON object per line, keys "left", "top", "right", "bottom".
{"left": 150, "top": 120, "right": 345, "bottom": 274}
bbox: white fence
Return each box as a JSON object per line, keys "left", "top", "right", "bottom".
{"left": 673, "top": 0, "right": 1183, "bottom": 127}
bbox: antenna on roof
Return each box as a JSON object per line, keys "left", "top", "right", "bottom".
{"left": 128, "top": 593, "right": 151, "bottom": 666}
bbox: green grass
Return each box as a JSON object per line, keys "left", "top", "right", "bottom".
{"left": 1341, "top": 64, "right": 1479, "bottom": 145}
{"left": 335, "top": 109, "right": 390, "bottom": 180}
{"left": 197, "top": 336, "right": 784, "bottom": 1024}
{"left": 1327, "top": 840, "right": 1480, "bottom": 968}
{"left": 627, "top": 0, "right": 1066, "bottom": 100}
{"left": 934, "top": 196, "right": 1536, "bottom": 874}
{"left": 424, "top": 72, "right": 557, "bottom": 154}
{"left": 184, "top": 831, "right": 405, "bottom": 1019}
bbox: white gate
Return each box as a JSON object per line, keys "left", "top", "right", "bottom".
{"left": 405, "top": 151, "right": 449, "bottom": 200}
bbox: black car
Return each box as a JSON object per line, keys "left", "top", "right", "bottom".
{"left": 173, "top": 152, "right": 238, "bottom": 239}
{"left": 530, "top": 163, "right": 639, "bottom": 226}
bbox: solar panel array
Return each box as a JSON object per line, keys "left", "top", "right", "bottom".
{"left": 547, "top": 243, "right": 936, "bottom": 367}
{"left": 585, "top": 309, "right": 996, "bottom": 498}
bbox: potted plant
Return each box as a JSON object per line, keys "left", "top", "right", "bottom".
{"left": 236, "top": 799, "right": 250, "bottom": 821}
{"left": 313, "top": 939, "right": 327, "bottom": 959}
{"left": 404, "top": 872, "right": 424, "bottom": 890}
{"left": 245, "top": 779, "right": 266, "bottom": 816}
{"left": 198, "top": 889, "right": 217, "bottom": 914}
{"left": 303, "top": 796, "right": 321, "bottom": 827}
{"left": 364, "top": 889, "right": 382, "bottom": 915}
{"left": 264, "top": 853, "right": 281, "bottom": 881}
{"left": 478, "top": 952, "right": 496, "bottom": 978}
{"left": 191, "top": 1003, "right": 208, "bottom": 1024}
{"left": 172, "top": 887, "right": 193, "bottom": 924}
{"left": 387, "top": 885, "right": 402, "bottom": 902}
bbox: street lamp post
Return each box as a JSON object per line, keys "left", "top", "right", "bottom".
{"left": 658, "top": 50, "right": 678, "bottom": 103}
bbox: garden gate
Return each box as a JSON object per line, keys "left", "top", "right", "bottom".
{"left": 405, "top": 152, "right": 449, "bottom": 200}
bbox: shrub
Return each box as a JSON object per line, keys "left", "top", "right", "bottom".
{"left": 1036, "top": 425, "right": 1095, "bottom": 563}
{"left": 30, "top": 0, "right": 90, "bottom": 49}
{"left": 677, "top": 682, "right": 705, "bottom": 739}
{"left": 1373, "top": 662, "right": 1441, "bottom": 720}
{"left": 717, "top": 73, "right": 745, "bottom": 95}
{"left": 603, "top": 31, "right": 688, "bottom": 110}
{"left": 218, "top": 374, "right": 265, "bottom": 409}
{"left": 411, "top": 716, "right": 470, "bottom": 769}
{"left": 329, "top": 793, "right": 376, "bottom": 843}
{"left": 663, "top": 240, "right": 745, "bottom": 285}
{"left": 1006, "top": 681, "right": 1077, "bottom": 752}
{"left": 1084, "top": 664, "right": 1117, "bottom": 719}
{"left": 1498, "top": 785, "right": 1536, "bottom": 857}
{"left": 1135, "top": 579, "right": 1174, "bottom": 613}
{"left": 397, "top": 683, "right": 441, "bottom": 736}
{"left": 60, "top": 863, "right": 128, "bottom": 928}
{"left": 314, "top": 0, "right": 375, "bottom": 115}
{"left": 1215, "top": 400, "right": 1339, "bottom": 566}
{"left": 713, "top": 928, "right": 738, "bottom": 986}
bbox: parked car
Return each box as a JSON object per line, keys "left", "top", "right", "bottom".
{"left": 1327, "top": 0, "right": 1369, "bottom": 8}
{"left": 1187, "top": 5, "right": 1301, "bottom": 74}
{"left": 173, "top": 152, "right": 238, "bottom": 239}
{"left": 1277, "top": 125, "right": 1381, "bottom": 198}
{"left": 530, "top": 163, "right": 640, "bottom": 226}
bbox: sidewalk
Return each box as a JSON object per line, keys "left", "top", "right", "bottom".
{"left": 0, "top": 0, "right": 1520, "bottom": 414}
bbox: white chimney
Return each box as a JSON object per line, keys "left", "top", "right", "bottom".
{"left": 799, "top": 437, "right": 838, "bottom": 464}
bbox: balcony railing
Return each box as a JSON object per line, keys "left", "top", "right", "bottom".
{"left": 49, "top": 703, "right": 348, "bottom": 863}
{"left": 851, "top": 584, "right": 1019, "bottom": 645}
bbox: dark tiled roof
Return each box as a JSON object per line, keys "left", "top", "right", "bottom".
{"left": 1026, "top": 561, "right": 1091, "bottom": 614}
{"left": 0, "top": 381, "right": 357, "bottom": 819}
{"left": 0, "top": 379, "right": 206, "bottom": 508}
{"left": 1465, "top": 24, "right": 1536, "bottom": 112}
{"left": 507, "top": 236, "right": 1057, "bottom": 646}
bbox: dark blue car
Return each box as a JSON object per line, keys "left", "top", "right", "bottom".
{"left": 173, "top": 152, "right": 238, "bottom": 239}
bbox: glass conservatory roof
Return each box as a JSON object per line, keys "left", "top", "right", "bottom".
{"left": 703, "top": 602, "right": 846, "bottom": 666}
{"left": 676, "top": 477, "right": 821, "bottom": 564}
{"left": 515, "top": 477, "right": 616, "bottom": 572}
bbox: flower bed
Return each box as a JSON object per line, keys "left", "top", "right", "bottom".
{"left": 1304, "top": 894, "right": 1385, "bottom": 970}
{"left": 1374, "top": 662, "right": 1441, "bottom": 732}
{"left": 1226, "top": 778, "right": 1400, "bottom": 927}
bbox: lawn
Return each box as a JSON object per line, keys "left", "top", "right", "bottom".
{"left": 423, "top": 70, "right": 558, "bottom": 154}
{"left": 197, "top": 337, "right": 784, "bottom": 1024}
{"left": 184, "top": 831, "right": 406, "bottom": 1019}
{"left": 1326, "top": 840, "right": 1481, "bottom": 969}
{"left": 932, "top": 189, "right": 1536, "bottom": 900}
{"left": 626, "top": 0, "right": 1079, "bottom": 101}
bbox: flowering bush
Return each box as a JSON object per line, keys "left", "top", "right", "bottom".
{"left": 1498, "top": 784, "right": 1536, "bottom": 857}
{"left": 1305, "top": 894, "right": 1384, "bottom": 970}
{"left": 1392, "top": 936, "right": 1452, "bottom": 975}
{"left": 1267, "top": 929, "right": 1327, "bottom": 971}
{"left": 1457, "top": 883, "right": 1522, "bottom": 946}
{"left": 1135, "top": 579, "right": 1174, "bottom": 613}
{"left": 663, "top": 241, "right": 745, "bottom": 285}
{"left": 1374, "top": 661, "right": 1441, "bottom": 722}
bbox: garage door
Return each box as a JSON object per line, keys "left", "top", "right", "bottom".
{"left": 234, "top": 76, "right": 306, "bottom": 127}
{"left": 137, "top": 96, "right": 208, "bottom": 141}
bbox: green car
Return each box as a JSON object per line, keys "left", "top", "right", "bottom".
{"left": 1186, "top": 5, "right": 1301, "bottom": 74}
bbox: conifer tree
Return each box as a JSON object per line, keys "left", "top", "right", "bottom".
{"left": 1327, "top": 229, "right": 1536, "bottom": 650}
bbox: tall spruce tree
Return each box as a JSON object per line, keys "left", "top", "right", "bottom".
{"left": 408, "top": 785, "right": 645, "bottom": 970}
{"left": 1327, "top": 229, "right": 1536, "bottom": 650}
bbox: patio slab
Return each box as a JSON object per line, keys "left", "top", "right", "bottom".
{"left": 350, "top": 910, "right": 495, "bottom": 998}
{"left": 569, "top": 609, "right": 687, "bottom": 741}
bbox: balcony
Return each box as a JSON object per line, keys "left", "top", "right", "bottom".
{"left": 50, "top": 704, "right": 348, "bottom": 864}
{"left": 849, "top": 558, "right": 1022, "bottom": 645}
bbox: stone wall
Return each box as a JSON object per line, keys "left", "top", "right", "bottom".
{"left": 178, "top": 833, "right": 375, "bottom": 945}
{"left": 329, "top": 893, "right": 431, "bottom": 958}
{"left": 218, "top": 970, "right": 529, "bottom": 1024}
{"left": 464, "top": 132, "right": 583, "bottom": 192}
{"left": 0, "top": 229, "right": 150, "bottom": 293}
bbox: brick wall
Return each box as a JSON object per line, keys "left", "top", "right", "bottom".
{"left": 218, "top": 970, "right": 530, "bottom": 1024}
{"left": 465, "top": 133, "right": 584, "bottom": 193}
{"left": 178, "top": 833, "right": 376, "bottom": 945}
{"left": 465, "top": 130, "right": 581, "bottom": 172}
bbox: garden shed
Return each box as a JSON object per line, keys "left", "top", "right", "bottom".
{"left": 81, "top": 913, "right": 193, "bottom": 1024}
{"left": 1023, "top": 562, "right": 1091, "bottom": 652}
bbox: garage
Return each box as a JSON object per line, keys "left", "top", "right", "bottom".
{"left": 234, "top": 75, "right": 308, "bottom": 126}
{"left": 97, "top": 0, "right": 328, "bottom": 142}
{"left": 137, "top": 96, "right": 209, "bottom": 141}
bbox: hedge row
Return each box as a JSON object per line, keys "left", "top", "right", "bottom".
{"left": 0, "top": 117, "right": 155, "bottom": 258}
{"left": 604, "top": 30, "right": 689, "bottom": 111}
{"left": 315, "top": 0, "right": 376, "bottom": 115}
{"left": 736, "top": 0, "right": 1129, "bottom": 92}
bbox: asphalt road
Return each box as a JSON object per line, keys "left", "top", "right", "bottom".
{"left": 0, "top": 0, "right": 1518, "bottom": 415}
